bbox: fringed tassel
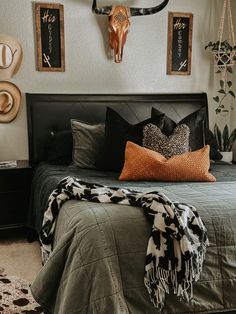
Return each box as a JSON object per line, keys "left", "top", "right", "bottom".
{"left": 144, "top": 247, "right": 208, "bottom": 308}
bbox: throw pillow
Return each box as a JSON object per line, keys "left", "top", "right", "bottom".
{"left": 119, "top": 142, "right": 216, "bottom": 182}
{"left": 71, "top": 119, "right": 105, "bottom": 169}
{"left": 47, "top": 130, "right": 73, "bottom": 165}
{"left": 143, "top": 123, "right": 190, "bottom": 158}
{"left": 204, "top": 127, "right": 223, "bottom": 161}
{"left": 151, "top": 107, "right": 206, "bottom": 151}
{"left": 96, "top": 107, "right": 165, "bottom": 171}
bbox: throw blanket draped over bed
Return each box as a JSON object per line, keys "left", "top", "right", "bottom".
{"left": 40, "top": 176, "right": 208, "bottom": 309}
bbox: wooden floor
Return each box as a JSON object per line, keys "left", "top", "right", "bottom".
{"left": 0, "top": 229, "right": 42, "bottom": 283}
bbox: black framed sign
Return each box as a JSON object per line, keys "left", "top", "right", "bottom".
{"left": 167, "top": 12, "right": 193, "bottom": 75}
{"left": 35, "top": 3, "right": 65, "bottom": 72}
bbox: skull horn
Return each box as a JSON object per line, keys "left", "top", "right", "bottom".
{"left": 92, "top": 0, "right": 112, "bottom": 15}
{"left": 129, "top": 0, "right": 169, "bottom": 16}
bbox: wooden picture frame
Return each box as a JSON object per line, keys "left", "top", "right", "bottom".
{"left": 167, "top": 12, "right": 193, "bottom": 75}
{"left": 35, "top": 3, "right": 65, "bottom": 72}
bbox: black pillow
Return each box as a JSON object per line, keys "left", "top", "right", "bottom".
{"left": 151, "top": 107, "right": 206, "bottom": 151}
{"left": 96, "top": 107, "right": 165, "bottom": 171}
{"left": 204, "top": 127, "right": 223, "bottom": 161}
{"left": 47, "top": 130, "right": 73, "bottom": 165}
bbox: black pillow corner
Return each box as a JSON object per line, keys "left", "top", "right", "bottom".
{"left": 151, "top": 107, "right": 176, "bottom": 136}
{"left": 47, "top": 130, "right": 73, "bottom": 165}
{"left": 96, "top": 107, "right": 165, "bottom": 172}
{"left": 152, "top": 106, "right": 207, "bottom": 151}
{"left": 204, "top": 127, "right": 223, "bottom": 161}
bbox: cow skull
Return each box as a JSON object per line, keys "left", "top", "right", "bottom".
{"left": 92, "top": 0, "right": 169, "bottom": 63}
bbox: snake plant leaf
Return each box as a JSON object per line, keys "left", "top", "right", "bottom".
{"left": 229, "top": 90, "right": 235, "bottom": 98}
{"left": 227, "top": 128, "right": 236, "bottom": 151}
{"left": 222, "top": 125, "right": 229, "bottom": 151}
{"left": 214, "top": 123, "right": 222, "bottom": 151}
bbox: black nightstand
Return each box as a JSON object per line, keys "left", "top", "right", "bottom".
{"left": 0, "top": 160, "right": 32, "bottom": 230}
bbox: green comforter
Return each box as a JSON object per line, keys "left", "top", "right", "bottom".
{"left": 30, "top": 164, "right": 236, "bottom": 314}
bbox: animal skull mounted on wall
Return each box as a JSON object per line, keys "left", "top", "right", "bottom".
{"left": 92, "top": 0, "right": 169, "bottom": 63}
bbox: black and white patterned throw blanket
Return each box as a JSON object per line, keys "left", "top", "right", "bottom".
{"left": 40, "top": 176, "right": 209, "bottom": 308}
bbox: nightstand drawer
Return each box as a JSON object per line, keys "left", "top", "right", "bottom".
{"left": 0, "top": 191, "right": 28, "bottom": 226}
{"left": 0, "top": 161, "right": 32, "bottom": 230}
{"left": 0, "top": 169, "right": 31, "bottom": 192}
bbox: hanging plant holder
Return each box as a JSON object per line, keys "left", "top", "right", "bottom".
{"left": 205, "top": 0, "right": 236, "bottom": 115}
{"left": 211, "top": 0, "right": 236, "bottom": 70}
{"left": 213, "top": 50, "right": 236, "bottom": 68}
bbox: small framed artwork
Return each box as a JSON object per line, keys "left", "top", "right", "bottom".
{"left": 35, "top": 3, "right": 65, "bottom": 72}
{"left": 167, "top": 12, "right": 193, "bottom": 75}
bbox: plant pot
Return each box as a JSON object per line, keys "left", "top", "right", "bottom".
{"left": 220, "top": 151, "right": 233, "bottom": 163}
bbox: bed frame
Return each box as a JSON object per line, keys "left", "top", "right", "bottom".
{"left": 26, "top": 93, "right": 209, "bottom": 166}
{"left": 26, "top": 93, "right": 236, "bottom": 314}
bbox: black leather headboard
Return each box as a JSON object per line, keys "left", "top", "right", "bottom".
{"left": 26, "top": 93, "right": 209, "bottom": 166}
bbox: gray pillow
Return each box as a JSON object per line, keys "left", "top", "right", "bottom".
{"left": 71, "top": 119, "right": 105, "bottom": 169}
{"left": 143, "top": 123, "right": 190, "bottom": 158}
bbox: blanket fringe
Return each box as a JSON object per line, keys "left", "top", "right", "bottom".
{"left": 144, "top": 248, "right": 207, "bottom": 309}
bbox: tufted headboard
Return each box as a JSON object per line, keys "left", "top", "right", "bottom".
{"left": 26, "top": 93, "right": 209, "bottom": 166}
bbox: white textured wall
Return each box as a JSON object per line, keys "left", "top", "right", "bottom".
{"left": 0, "top": 0, "right": 228, "bottom": 160}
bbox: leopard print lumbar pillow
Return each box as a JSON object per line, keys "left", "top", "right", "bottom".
{"left": 143, "top": 123, "right": 190, "bottom": 158}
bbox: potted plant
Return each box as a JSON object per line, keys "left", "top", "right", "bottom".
{"left": 205, "top": 40, "right": 236, "bottom": 68}
{"left": 214, "top": 124, "right": 236, "bottom": 162}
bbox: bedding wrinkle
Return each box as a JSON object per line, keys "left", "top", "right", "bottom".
{"left": 59, "top": 200, "right": 130, "bottom": 313}
{"left": 44, "top": 205, "right": 113, "bottom": 313}
{"left": 90, "top": 202, "right": 130, "bottom": 313}
{"left": 210, "top": 215, "right": 225, "bottom": 308}
{"left": 104, "top": 215, "right": 133, "bottom": 314}
{"left": 60, "top": 227, "right": 98, "bottom": 314}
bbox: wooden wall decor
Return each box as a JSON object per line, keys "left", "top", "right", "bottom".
{"left": 167, "top": 12, "right": 193, "bottom": 75}
{"left": 35, "top": 3, "right": 65, "bottom": 72}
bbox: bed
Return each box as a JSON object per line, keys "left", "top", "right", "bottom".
{"left": 26, "top": 93, "right": 236, "bottom": 314}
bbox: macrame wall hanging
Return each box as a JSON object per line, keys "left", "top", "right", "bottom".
{"left": 212, "top": 0, "right": 236, "bottom": 70}
{"left": 205, "top": 0, "right": 236, "bottom": 115}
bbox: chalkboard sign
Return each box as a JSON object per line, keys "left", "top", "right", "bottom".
{"left": 167, "top": 12, "right": 193, "bottom": 75}
{"left": 35, "top": 3, "right": 65, "bottom": 72}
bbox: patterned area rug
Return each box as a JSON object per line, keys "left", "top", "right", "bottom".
{"left": 0, "top": 267, "right": 43, "bottom": 313}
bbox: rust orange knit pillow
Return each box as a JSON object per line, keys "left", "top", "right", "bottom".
{"left": 119, "top": 142, "right": 216, "bottom": 182}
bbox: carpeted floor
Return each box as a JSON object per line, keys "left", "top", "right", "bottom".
{"left": 0, "top": 235, "right": 42, "bottom": 283}
{"left": 0, "top": 267, "right": 43, "bottom": 313}
{"left": 0, "top": 233, "right": 43, "bottom": 313}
